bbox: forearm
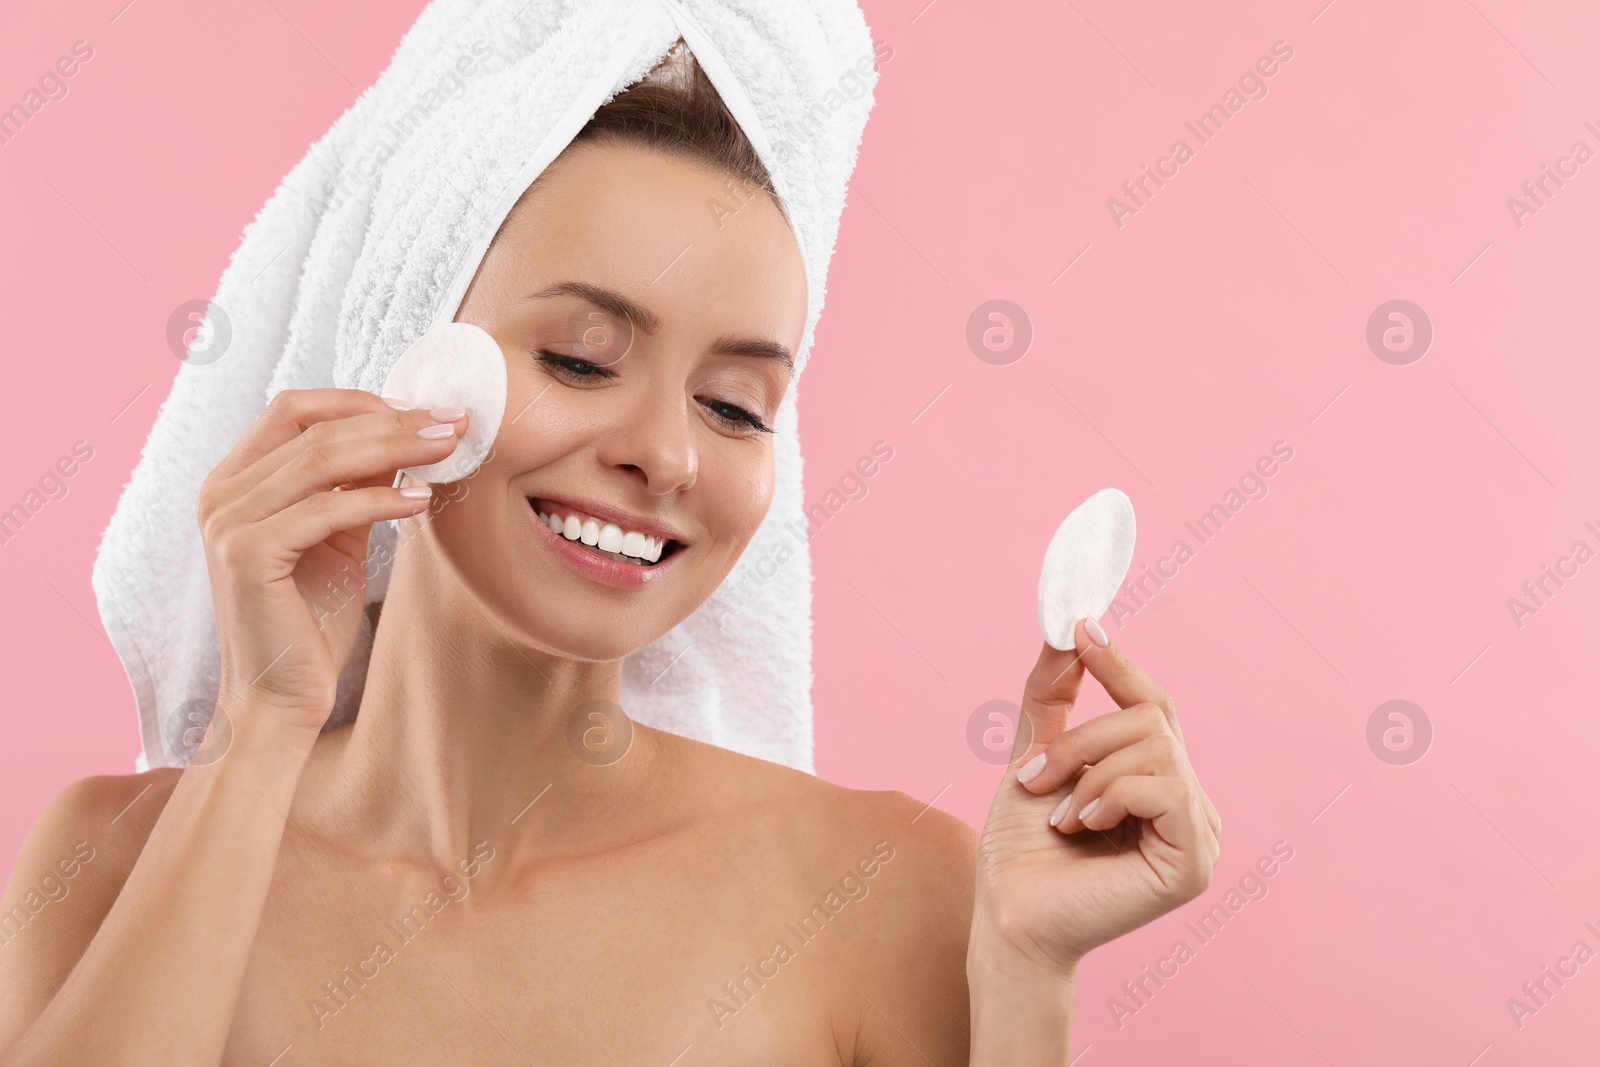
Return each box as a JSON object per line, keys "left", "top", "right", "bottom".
{"left": 967, "top": 921, "right": 1078, "bottom": 1066}
{"left": 3, "top": 708, "right": 317, "bottom": 1067}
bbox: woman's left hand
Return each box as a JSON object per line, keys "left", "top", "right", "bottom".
{"left": 972, "top": 618, "right": 1221, "bottom": 974}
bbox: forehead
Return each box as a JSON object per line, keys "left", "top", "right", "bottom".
{"left": 492, "top": 140, "right": 807, "bottom": 347}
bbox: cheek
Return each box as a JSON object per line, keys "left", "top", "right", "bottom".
{"left": 707, "top": 455, "right": 775, "bottom": 552}
{"left": 489, "top": 370, "right": 596, "bottom": 468}
{"left": 478, "top": 363, "right": 777, "bottom": 539}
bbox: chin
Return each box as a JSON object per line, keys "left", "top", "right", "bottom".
{"left": 488, "top": 569, "right": 707, "bottom": 664}
{"left": 520, "top": 614, "right": 669, "bottom": 664}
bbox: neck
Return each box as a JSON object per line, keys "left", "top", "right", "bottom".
{"left": 308, "top": 530, "right": 663, "bottom": 870}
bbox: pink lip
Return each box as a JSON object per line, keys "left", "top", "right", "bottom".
{"left": 525, "top": 499, "right": 681, "bottom": 590}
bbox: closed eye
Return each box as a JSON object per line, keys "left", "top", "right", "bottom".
{"left": 536, "top": 352, "right": 610, "bottom": 380}
{"left": 701, "top": 399, "right": 772, "bottom": 435}
{"left": 534, "top": 352, "right": 773, "bottom": 435}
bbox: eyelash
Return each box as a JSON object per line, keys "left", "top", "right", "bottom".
{"left": 534, "top": 353, "right": 774, "bottom": 434}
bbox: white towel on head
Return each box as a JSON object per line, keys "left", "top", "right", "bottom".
{"left": 90, "top": 0, "right": 880, "bottom": 774}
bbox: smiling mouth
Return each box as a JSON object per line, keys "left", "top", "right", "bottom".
{"left": 529, "top": 499, "right": 683, "bottom": 567}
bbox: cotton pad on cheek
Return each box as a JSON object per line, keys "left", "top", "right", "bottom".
{"left": 379, "top": 322, "right": 508, "bottom": 483}
{"left": 1038, "top": 487, "right": 1137, "bottom": 652}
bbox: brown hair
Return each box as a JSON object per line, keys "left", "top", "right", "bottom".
{"left": 494, "top": 38, "right": 784, "bottom": 242}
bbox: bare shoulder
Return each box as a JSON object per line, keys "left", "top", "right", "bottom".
{"left": 662, "top": 732, "right": 978, "bottom": 1062}
{"left": 0, "top": 768, "right": 181, "bottom": 1036}
{"left": 4, "top": 767, "right": 181, "bottom": 894}
{"left": 13, "top": 768, "right": 183, "bottom": 877}
{"left": 779, "top": 775, "right": 979, "bottom": 1064}
{"left": 661, "top": 730, "right": 977, "bottom": 898}
{"left": 774, "top": 769, "right": 979, "bottom": 919}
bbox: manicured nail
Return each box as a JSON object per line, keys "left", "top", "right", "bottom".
{"left": 418, "top": 423, "right": 457, "bottom": 439}
{"left": 398, "top": 485, "right": 432, "bottom": 499}
{"left": 381, "top": 397, "right": 413, "bottom": 411}
{"left": 1078, "top": 798, "right": 1101, "bottom": 825}
{"left": 1016, "top": 753, "right": 1047, "bottom": 784}
{"left": 1086, "top": 617, "right": 1109, "bottom": 647}
{"left": 428, "top": 405, "right": 467, "bottom": 422}
{"left": 1049, "top": 794, "right": 1075, "bottom": 827}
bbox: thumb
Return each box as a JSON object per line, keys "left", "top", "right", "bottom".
{"left": 1010, "top": 619, "right": 1092, "bottom": 763}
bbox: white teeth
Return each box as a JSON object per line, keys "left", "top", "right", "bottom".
{"left": 535, "top": 503, "right": 672, "bottom": 564}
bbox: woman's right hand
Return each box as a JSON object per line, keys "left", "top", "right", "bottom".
{"left": 196, "top": 388, "right": 468, "bottom": 733}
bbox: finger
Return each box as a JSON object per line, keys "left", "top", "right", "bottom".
{"left": 260, "top": 484, "right": 436, "bottom": 555}
{"left": 1072, "top": 775, "right": 1207, "bottom": 859}
{"left": 228, "top": 410, "right": 465, "bottom": 522}
{"left": 210, "top": 389, "right": 408, "bottom": 483}
{"left": 1046, "top": 734, "right": 1188, "bottom": 831}
{"left": 1076, "top": 620, "right": 1183, "bottom": 744}
{"left": 1202, "top": 797, "right": 1222, "bottom": 853}
{"left": 1017, "top": 702, "right": 1176, "bottom": 795}
{"left": 1012, "top": 628, "right": 1093, "bottom": 763}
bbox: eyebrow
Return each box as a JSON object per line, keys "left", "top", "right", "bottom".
{"left": 528, "top": 280, "right": 794, "bottom": 371}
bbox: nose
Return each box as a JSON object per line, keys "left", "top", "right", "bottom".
{"left": 598, "top": 382, "right": 699, "bottom": 494}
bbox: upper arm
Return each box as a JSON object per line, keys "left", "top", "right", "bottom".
{"left": 0, "top": 771, "right": 177, "bottom": 1051}
{"left": 837, "top": 793, "right": 978, "bottom": 1067}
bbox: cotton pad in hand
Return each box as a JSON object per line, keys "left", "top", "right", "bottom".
{"left": 380, "top": 322, "right": 507, "bottom": 483}
{"left": 1038, "top": 487, "right": 1137, "bottom": 651}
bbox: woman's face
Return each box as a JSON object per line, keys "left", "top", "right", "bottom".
{"left": 417, "top": 138, "right": 807, "bottom": 661}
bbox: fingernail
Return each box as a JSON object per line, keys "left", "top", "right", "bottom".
{"left": 381, "top": 397, "right": 413, "bottom": 411}
{"left": 418, "top": 423, "right": 457, "bottom": 439}
{"left": 398, "top": 485, "right": 432, "bottom": 499}
{"left": 1086, "top": 617, "right": 1109, "bottom": 647}
{"left": 428, "top": 405, "right": 467, "bottom": 422}
{"left": 1078, "top": 798, "right": 1101, "bottom": 825}
{"left": 1049, "top": 794, "right": 1075, "bottom": 827}
{"left": 1016, "top": 753, "right": 1047, "bottom": 784}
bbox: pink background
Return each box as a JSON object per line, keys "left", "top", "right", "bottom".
{"left": 4, "top": 0, "right": 1598, "bottom": 1062}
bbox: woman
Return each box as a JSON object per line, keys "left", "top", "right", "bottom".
{"left": 0, "top": 38, "right": 1218, "bottom": 1066}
